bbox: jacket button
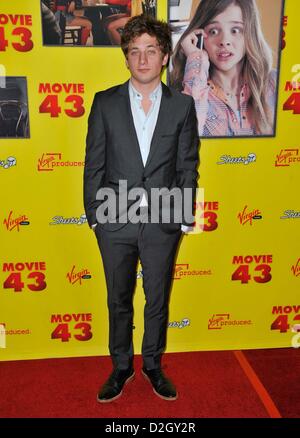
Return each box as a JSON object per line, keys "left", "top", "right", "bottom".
{"left": 142, "top": 177, "right": 148, "bottom": 182}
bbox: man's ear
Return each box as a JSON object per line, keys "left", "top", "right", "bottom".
{"left": 162, "top": 53, "right": 169, "bottom": 66}
{"left": 125, "top": 57, "right": 129, "bottom": 68}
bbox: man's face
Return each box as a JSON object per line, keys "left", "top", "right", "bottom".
{"left": 126, "top": 33, "right": 168, "bottom": 86}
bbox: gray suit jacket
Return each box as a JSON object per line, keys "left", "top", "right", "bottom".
{"left": 84, "top": 80, "right": 199, "bottom": 232}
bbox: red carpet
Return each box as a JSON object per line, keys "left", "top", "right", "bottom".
{"left": 0, "top": 349, "right": 299, "bottom": 418}
{"left": 244, "top": 349, "right": 300, "bottom": 418}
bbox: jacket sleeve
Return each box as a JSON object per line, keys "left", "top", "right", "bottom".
{"left": 83, "top": 93, "right": 106, "bottom": 228}
{"left": 176, "top": 97, "right": 200, "bottom": 227}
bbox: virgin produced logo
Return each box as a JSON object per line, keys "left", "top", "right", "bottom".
{"left": 208, "top": 314, "right": 252, "bottom": 330}
{"left": 173, "top": 263, "right": 212, "bottom": 280}
{"left": 38, "top": 153, "right": 84, "bottom": 171}
{"left": 275, "top": 149, "right": 300, "bottom": 167}
{"left": 291, "top": 258, "right": 300, "bottom": 277}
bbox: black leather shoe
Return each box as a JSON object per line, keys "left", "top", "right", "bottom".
{"left": 97, "top": 367, "right": 135, "bottom": 403}
{"left": 142, "top": 367, "right": 178, "bottom": 400}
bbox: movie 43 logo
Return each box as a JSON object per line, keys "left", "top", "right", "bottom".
{"left": 197, "top": 201, "right": 219, "bottom": 232}
{"left": 0, "top": 15, "right": 33, "bottom": 52}
{"left": 231, "top": 254, "right": 272, "bottom": 284}
{"left": 282, "top": 16, "right": 287, "bottom": 50}
{"left": 201, "top": 210, "right": 218, "bottom": 231}
{"left": 39, "top": 83, "right": 85, "bottom": 118}
{"left": 2, "top": 262, "right": 47, "bottom": 292}
{"left": 51, "top": 313, "right": 93, "bottom": 342}
{"left": 39, "top": 95, "right": 85, "bottom": 118}
{"left": 271, "top": 305, "right": 300, "bottom": 333}
{"left": 283, "top": 65, "right": 300, "bottom": 114}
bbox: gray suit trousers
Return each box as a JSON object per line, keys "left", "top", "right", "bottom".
{"left": 95, "top": 216, "right": 182, "bottom": 370}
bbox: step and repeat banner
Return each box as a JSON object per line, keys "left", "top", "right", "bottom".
{"left": 1, "top": 0, "right": 299, "bottom": 361}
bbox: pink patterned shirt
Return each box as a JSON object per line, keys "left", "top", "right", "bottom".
{"left": 182, "top": 51, "right": 276, "bottom": 137}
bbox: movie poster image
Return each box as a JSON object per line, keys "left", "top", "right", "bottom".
{"left": 41, "top": 0, "right": 156, "bottom": 47}
{"left": 169, "top": 0, "right": 284, "bottom": 138}
{"left": 0, "top": 77, "right": 30, "bottom": 139}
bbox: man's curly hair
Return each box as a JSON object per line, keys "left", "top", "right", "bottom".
{"left": 121, "top": 14, "right": 172, "bottom": 58}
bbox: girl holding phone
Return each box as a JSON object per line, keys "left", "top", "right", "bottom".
{"left": 170, "top": 0, "right": 277, "bottom": 137}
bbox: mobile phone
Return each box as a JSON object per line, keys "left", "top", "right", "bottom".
{"left": 196, "top": 33, "right": 204, "bottom": 50}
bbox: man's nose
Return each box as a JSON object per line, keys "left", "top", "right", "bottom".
{"left": 139, "top": 52, "right": 148, "bottom": 64}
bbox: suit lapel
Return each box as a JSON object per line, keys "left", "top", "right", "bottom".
{"left": 145, "top": 83, "right": 172, "bottom": 168}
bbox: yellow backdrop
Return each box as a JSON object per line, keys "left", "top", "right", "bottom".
{"left": 1, "top": 0, "right": 299, "bottom": 361}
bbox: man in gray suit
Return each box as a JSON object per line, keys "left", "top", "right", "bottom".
{"left": 84, "top": 14, "right": 199, "bottom": 403}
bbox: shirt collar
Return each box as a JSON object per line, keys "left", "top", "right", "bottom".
{"left": 129, "top": 80, "right": 162, "bottom": 101}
